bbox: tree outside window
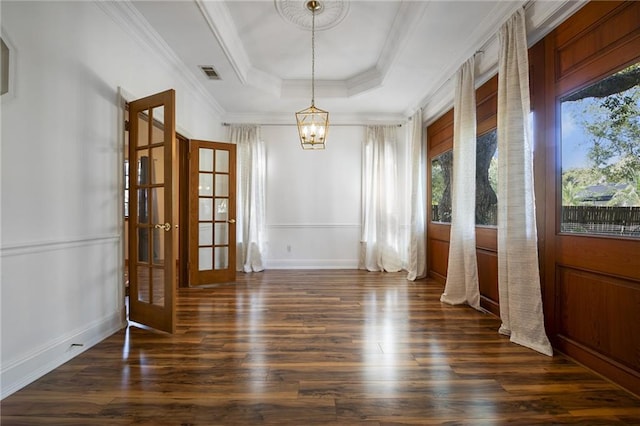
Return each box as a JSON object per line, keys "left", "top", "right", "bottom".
{"left": 561, "top": 63, "right": 640, "bottom": 237}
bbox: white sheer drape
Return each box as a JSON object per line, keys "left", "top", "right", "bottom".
{"left": 230, "top": 125, "right": 266, "bottom": 273}
{"left": 407, "top": 109, "right": 427, "bottom": 281}
{"left": 360, "top": 125, "right": 403, "bottom": 272}
{"left": 441, "top": 57, "right": 481, "bottom": 309}
{"left": 497, "top": 9, "right": 552, "bottom": 356}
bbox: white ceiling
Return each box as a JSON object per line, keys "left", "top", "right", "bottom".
{"left": 128, "top": 0, "right": 584, "bottom": 124}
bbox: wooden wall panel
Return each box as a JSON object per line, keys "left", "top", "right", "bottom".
{"left": 477, "top": 249, "right": 499, "bottom": 316}
{"left": 557, "top": 236, "right": 640, "bottom": 281}
{"left": 428, "top": 238, "right": 449, "bottom": 284}
{"left": 556, "top": 267, "right": 640, "bottom": 393}
{"left": 539, "top": 0, "right": 640, "bottom": 396}
{"left": 428, "top": 109, "right": 454, "bottom": 157}
{"left": 427, "top": 110, "right": 454, "bottom": 285}
{"left": 557, "top": 267, "right": 640, "bottom": 371}
{"left": 555, "top": 2, "right": 640, "bottom": 80}
{"left": 475, "top": 76, "right": 499, "bottom": 313}
{"left": 423, "top": 0, "right": 640, "bottom": 396}
{"left": 476, "top": 75, "right": 498, "bottom": 136}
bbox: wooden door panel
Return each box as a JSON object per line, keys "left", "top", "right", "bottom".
{"left": 189, "top": 140, "right": 236, "bottom": 286}
{"left": 128, "top": 89, "right": 176, "bottom": 333}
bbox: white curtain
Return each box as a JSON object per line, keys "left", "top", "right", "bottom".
{"left": 497, "top": 9, "right": 552, "bottom": 356}
{"left": 230, "top": 125, "right": 266, "bottom": 273}
{"left": 407, "top": 109, "right": 427, "bottom": 281}
{"left": 441, "top": 57, "right": 481, "bottom": 310}
{"left": 360, "top": 125, "right": 403, "bottom": 272}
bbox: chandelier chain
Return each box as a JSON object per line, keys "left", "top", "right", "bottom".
{"left": 311, "top": 6, "right": 316, "bottom": 106}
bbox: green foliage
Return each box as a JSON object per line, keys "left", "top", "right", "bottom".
{"left": 562, "top": 179, "right": 582, "bottom": 206}
{"left": 562, "top": 167, "right": 600, "bottom": 188}
{"left": 607, "top": 183, "right": 640, "bottom": 207}
{"left": 488, "top": 154, "right": 498, "bottom": 194}
{"left": 581, "top": 87, "right": 640, "bottom": 183}
{"left": 563, "top": 64, "right": 640, "bottom": 208}
{"left": 431, "top": 159, "right": 444, "bottom": 206}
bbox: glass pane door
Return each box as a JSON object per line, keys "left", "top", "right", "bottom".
{"left": 189, "top": 140, "right": 236, "bottom": 285}
{"left": 128, "top": 90, "right": 176, "bottom": 333}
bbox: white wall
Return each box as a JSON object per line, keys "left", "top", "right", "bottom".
{"left": 0, "top": 1, "right": 223, "bottom": 398}
{"left": 261, "top": 124, "right": 409, "bottom": 269}
{"left": 262, "top": 125, "right": 363, "bottom": 268}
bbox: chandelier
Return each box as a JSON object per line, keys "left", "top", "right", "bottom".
{"left": 296, "top": 0, "right": 329, "bottom": 150}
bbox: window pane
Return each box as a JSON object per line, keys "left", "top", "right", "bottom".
{"left": 199, "top": 223, "right": 213, "bottom": 246}
{"left": 214, "top": 198, "right": 228, "bottom": 221}
{"left": 215, "top": 174, "right": 229, "bottom": 197}
{"left": 214, "top": 247, "right": 228, "bottom": 269}
{"left": 215, "top": 149, "right": 229, "bottom": 173}
{"left": 151, "top": 268, "right": 165, "bottom": 307}
{"left": 199, "top": 247, "right": 212, "bottom": 271}
{"left": 431, "top": 151, "right": 452, "bottom": 223}
{"left": 560, "top": 63, "right": 640, "bottom": 237}
{"left": 137, "top": 266, "right": 150, "bottom": 303}
{"left": 199, "top": 198, "right": 213, "bottom": 221}
{"left": 150, "top": 146, "right": 164, "bottom": 185}
{"left": 200, "top": 148, "right": 213, "bottom": 172}
{"left": 476, "top": 129, "right": 498, "bottom": 226}
{"left": 124, "top": 160, "right": 129, "bottom": 217}
{"left": 151, "top": 106, "right": 164, "bottom": 144}
{"left": 199, "top": 173, "right": 213, "bottom": 196}
{"left": 214, "top": 223, "right": 229, "bottom": 245}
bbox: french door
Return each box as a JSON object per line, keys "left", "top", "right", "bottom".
{"left": 189, "top": 140, "right": 237, "bottom": 285}
{"left": 128, "top": 89, "right": 177, "bottom": 333}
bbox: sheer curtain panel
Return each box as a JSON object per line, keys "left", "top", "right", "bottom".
{"left": 360, "top": 125, "right": 402, "bottom": 272}
{"left": 497, "top": 9, "right": 552, "bottom": 356}
{"left": 230, "top": 125, "right": 266, "bottom": 272}
{"left": 407, "top": 109, "right": 427, "bottom": 281}
{"left": 441, "top": 57, "right": 481, "bottom": 309}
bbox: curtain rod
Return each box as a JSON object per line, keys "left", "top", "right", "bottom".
{"left": 222, "top": 122, "right": 403, "bottom": 127}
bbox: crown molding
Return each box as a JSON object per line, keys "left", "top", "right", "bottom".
{"left": 416, "top": 0, "right": 588, "bottom": 124}
{"left": 195, "top": 0, "right": 250, "bottom": 86}
{"left": 95, "top": 0, "right": 225, "bottom": 117}
{"left": 374, "top": 1, "right": 430, "bottom": 86}
{"left": 222, "top": 111, "right": 406, "bottom": 126}
{"left": 195, "top": 0, "right": 431, "bottom": 100}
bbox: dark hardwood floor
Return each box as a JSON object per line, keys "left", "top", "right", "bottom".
{"left": 2, "top": 270, "right": 639, "bottom": 425}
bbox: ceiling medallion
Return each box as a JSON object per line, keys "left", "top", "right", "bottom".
{"left": 275, "top": 0, "right": 349, "bottom": 31}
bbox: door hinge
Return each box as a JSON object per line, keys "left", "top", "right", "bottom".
{"left": 124, "top": 120, "right": 130, "bottom": 132}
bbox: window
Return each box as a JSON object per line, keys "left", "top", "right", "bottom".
{"left": 560, "top": 63, "right": 640, "bottom": 237}
{"left": 430, "top": 131, "right": 498, "bottom": 226}
{"left": 476, "top": 129, "right": 498, "bottom": 226}
{"left": 431, "top": 150, "right": 452, "bottom": 223}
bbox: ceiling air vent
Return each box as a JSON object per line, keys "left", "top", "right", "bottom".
{"left": 199, "top": 66, "right": 220, "bottom": 80}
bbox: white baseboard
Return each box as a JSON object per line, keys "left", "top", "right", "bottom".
{"left": 0, "top": 312, "right": 126, "bottom": 399}
{"left": 265, "top": 259, "right": 359, "bottom": 269}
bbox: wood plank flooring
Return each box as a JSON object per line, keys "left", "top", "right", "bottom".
{"left": 2, "top": 270, "right": 639, "bottom": 425}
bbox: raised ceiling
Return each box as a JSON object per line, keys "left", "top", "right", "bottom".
{"left": 128, "top": 0, "right": 585, "bottom": 124}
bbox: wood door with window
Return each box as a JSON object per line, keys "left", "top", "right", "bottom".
{"left": 189, "top": 140, "right": 237, "bottom": 285}
{"left": 128, "top": 89, "right": 177, "bottom": 333}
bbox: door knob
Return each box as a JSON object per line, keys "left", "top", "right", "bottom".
{"left": 228, "top": 219, "right": 236, "bottom": 224}
{"left": 154, "top": 222, "right": 172, "bottom": 231}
